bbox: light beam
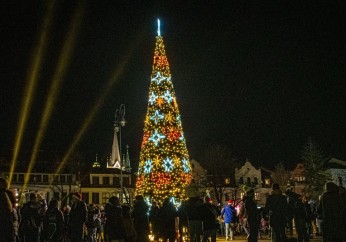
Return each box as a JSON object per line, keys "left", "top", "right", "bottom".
{"left": 8, "top": 0, "right": 56, "bottom": 187}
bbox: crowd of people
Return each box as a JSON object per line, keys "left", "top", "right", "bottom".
{"left": 1, "top": 176, "right": 346, "bottom": 242}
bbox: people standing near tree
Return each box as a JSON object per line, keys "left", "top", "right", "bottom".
{"left": 185, "top": 195, "right": 203, "bottom": 242}
{"left": 157, "top": 197, "right": 179, "bottom": 242}
{"left": 148, "top": 200, "right": 160, "bottom": 241}
{"left": 239, "top": 187, "right": 259, "bottom": 242}
{"left": 177, "top": 200, "right": 188, "bottom": 242}
{"left": 292, "top": 195, "right": 310, "bottom": 242}
{"left": 86, "top": 203, "right": 100, "bottom": 242}
{"left": 201, "top": 196, "right": 219, "bottom": 242}
{"left": 104, "top": 196, "right": 126, "bottom": 242}
{"left": 320, "top": 181, "right": 345, "bottom": 242}
{"left": 285, "top": 187, "right": 299, "bottom": 236}
{"left": 131, "top": 195, "right": 149, "bottom": 242}
{"left": 302, "top": 196, "right": 314, "bottom": 239}
{"left": 221, "top": 199, "right": 237, "bottom": 240}
{"left": 238, "top": 199, "right": 250, "bottom": 239}
{"left": 19, "top": 193, "right": 43, "bottom": 242}
{"left": 0, "top": 178, "right": 15, "bottom": 242}
{"left": 42, "top": 199, "right": 64, "bottom": 241}
{"left": 338, "top": 185, "right": 346, "bottom": 242}
{"left": 122, "top": 204, "right": 137, "bottom": 242}
{"left": 265, "top": 183, "right": 288, "bottom": 242}
{"left": 67, "top": 192, "right": 87, "bottom": 242}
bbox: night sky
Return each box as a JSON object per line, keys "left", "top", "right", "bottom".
{"left": 1, "top": 1, "right": 346, "bottom": 170}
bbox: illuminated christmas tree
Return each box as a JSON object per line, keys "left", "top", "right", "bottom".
{"left": 135, "top": 20, "right": 192, "bottom": 204}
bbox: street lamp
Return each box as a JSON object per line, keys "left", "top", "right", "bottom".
{"left": 114, "top": 104, "right": 126, "bottom": 203}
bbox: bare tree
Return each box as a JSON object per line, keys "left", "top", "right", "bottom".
{"left": 271, "top": 162, "right": 291, "bottom": 189}
{"left": 200, "top": 144, "right": 237, "bottom": 204}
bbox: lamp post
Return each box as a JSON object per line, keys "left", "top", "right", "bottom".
{"left": 114, "top": 104, "right": 126, "bottom": 204}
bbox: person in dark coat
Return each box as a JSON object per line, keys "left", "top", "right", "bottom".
{"left": 104, "top": 196, "right": 126, "bottom": 241}
{"left": 201, "top": 196, "right": 219, "bottom": 242}
{"left": 239, "top": 187, "right": 259, "bottom": 242}
{"left": 20, "top": 193, "right": 42, "bottom": 242}
{"left": 148, "top": 200, "right": 160, "bottom": 241}
{"left": 338, "top": 185, "right": 346, "bottom": 242}
{"left": 185, "top": 196, "right": 204, "bottom": 242}
{"left": 0, "top": 178, "right": 14, "bottom": 242}
{"left": 42, "top": 199, "right": 64, "bottom": 241}
{"left": 67, "top": 192, "right": 87, "bottom": 242}
{"left": 157, "top": 198, "right": 178, "bottom": 242}
{"left": 265, "top": 183, "right": 288, "bottom": 242}
{"left": 131, "top": 195, "right": 149, "bottom": 242}
{"left": 320, "top": 181, "right": 345, "bottom": 242}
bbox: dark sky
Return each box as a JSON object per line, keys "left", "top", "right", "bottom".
{"left": 1, "top": 0, "right": 346, "bottom": 170}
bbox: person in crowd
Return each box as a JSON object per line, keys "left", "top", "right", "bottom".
{"left": 265, "top": 183, "right": 288, "bottom": 242}
{"left": 314, "top": 195, "right": 323, "bottom": 236}
{"left": 185, "top": 195, "right": 204, "bottom": 242}
{"left": 131, "top": 195, "right": 150, "bottom": 242}
{"left": 0, "top": 178, "right": 15, "bottom": 242}
{"left": 148, "top": 200, "right": 160, "bottom": 241}
{"left": 122, "top": 204, "right": 137, "bottom": 242}
{"left": 302, "top": 196, "right": 314, "bottom": 239}
{"left": 61, "top": 205, "right": 71, "bottom": 241}
{"left": 67, "top": 192, "right": 87, "bottom": 242}
{"left": 238, "top": 199, "right": 250, "bottom": 239}
{"left": 157, "top": 197, "right": 179, "bottom": 242}
{"left": 338, "top": 185, "right": 346, "bottom": 242}
{"left": 221, "top": 199, "right": 236, "bottom": 240}
{"left": 239, "top": 187, "right": 259, "bottom": 242}
{"left": 104, "top": 196, "right": 126, "bottom": 242}
{"left": 320, "top": 181, "right": 345, "bottom": 242}
{"left": 20, "top": 193, "right": 43, "bottom": 242}
{"left": 285, "top": 187, "right": 299, "bottom": 236}
{"left": 86, "top": 203, "right": 101, "bottom": 242}
{"left": 201, "top": 196, "right": 219, "bottom": 242}
{"left": 177, "top": 200, "right": 189, "bottom": 242}
{"left": 293, "top": 195, "right": 310, "bottom": 242}
{"left": 42, "top": 199, "right": 64, "bottom": 241}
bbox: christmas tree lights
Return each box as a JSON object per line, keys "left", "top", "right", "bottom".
{"left": 135, "top": 20, "right": 192, "bottom": 204}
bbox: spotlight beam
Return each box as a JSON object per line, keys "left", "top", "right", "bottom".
{"left": 23, "top": 1, "right": 84, "bottom": 190}
{"left": 8, "top": 1, "right": 56, "bottom": 188}
{"left": 51, "top": 30, "right": 145, "bottom": 181}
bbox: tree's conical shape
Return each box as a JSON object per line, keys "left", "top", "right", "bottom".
{"left": 135, "top": 23, "right": 192, "bottom": 204}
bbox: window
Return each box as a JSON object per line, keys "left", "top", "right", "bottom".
{"left": 29, "top": 175, "right": 36, "bottom": 182}
{"left": 255, "top": 192, "right": 260, "bottom": 200}
{"left": 18, "top": 174, "right": 24, "bottom": 182}
{"left": 254, "top": 177, "right": 258, "bottom": 185}
{"left": 43, "top": 175, "right": 48, "bottom": 183}
{"left": 114, "top": 177, "right": 120, "bottom": 187}
{"left": 103, "top": 177, "right": 110, "bottom": 185}
{"left": 102, "top": 192, "right": 110, "bottom": 204}
{"left": 239, "top": 177, "right": 244, "bottom": 184}
{"left": 60, "top": 175, "right": 66, "bottom": 183}
{"left": 82, "top": 193, "right": 89, "bottom": 204}
{"left": 67, "top": 175, "right": 73, "bottom": 183}
{"left": 92, "top": 176, "right": 99, "bottom": 185}
{"left": 123, "top": 177, "right": 129, "bottom": 187}
{"left": 36, "top": 175, "right": 42, "bottom": 182}
{"left": 92, "top": 193, "right": 99, "bottom": 204}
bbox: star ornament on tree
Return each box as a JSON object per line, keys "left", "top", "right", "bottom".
{"left": 162, "top": 90, "right": 174, "bottom": 103}
{"left": 144, "top": 159, "right": 153, "bottom": 174}
{"left": 182, "top": 158, "right": 191, "bottom": 173}
{"left": 151, "top": 71, "right": 166, "bottom": 84}
{"left": 150, "top": 110, "right": 164, "bottom": 124}
{"left": 163, "top": 157, "right": 174, "bottom": 172}
{"left": 149, "top": 92, "right": 157, "bottom": 105}
{"left": 148, "top": 130, "right": 166, "bottom": 146}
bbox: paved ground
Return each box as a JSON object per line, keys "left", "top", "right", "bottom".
{"left": 215, "top": 235, "right": 323, "bottom": 241}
